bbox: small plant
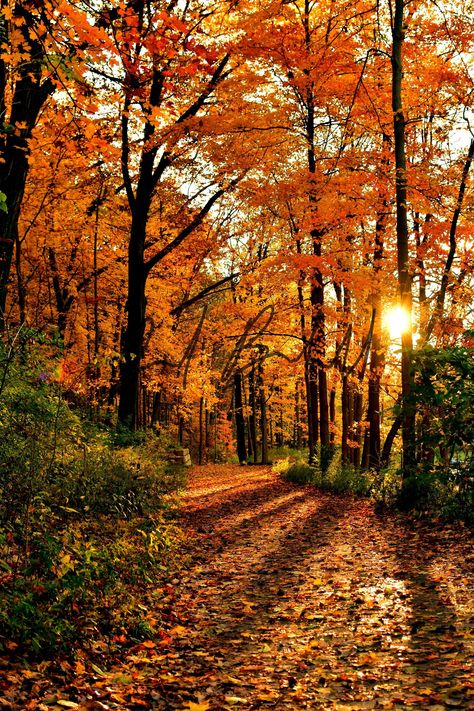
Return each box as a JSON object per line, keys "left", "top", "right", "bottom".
{"left": 127, "top": 617, "right": 155, "bottom": 642}
{"left": 282, "top": 461, "right": 317, "bottom": 485}
{"left": 279, "top": 450, "right": 371, "bottom": 497}
{"left": 109, "top": 422, "right": 147, "bottom": 448}
{"left": 0, "top": 514, "right": 182, "bottom": 656}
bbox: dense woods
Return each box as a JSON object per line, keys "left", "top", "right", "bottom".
{"left": 0, "top": 0, "right": 473, "bottom": 703}
{"left": 2, "top": 0, "right": 472, "bottom": 492}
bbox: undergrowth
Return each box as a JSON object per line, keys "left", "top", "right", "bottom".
{"left": 276, "top": 447, "right": 473, "bottom": 525}
{"left": 0, "top": 334, "right": 186, "bottom": 658}
{"left": 276, "top": 450, "right": 371, "bottom": 497}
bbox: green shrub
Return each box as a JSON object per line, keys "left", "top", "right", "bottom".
{"left": 109, "top": 422, "right": 147, "bottom": 448}
{"left": 409, "top": 341, "right": 474, "bottom": 519}
{"left": 368, "top": 463, "right": 403, "bottom": 507}
{"left": 320, "top": 465, "right": 370, "bottom": 496}
{"left": 269, "top": 445, "right": 308, "bottom": 462}
{"left": 0, "top": 526, "right": 117, "bottom": 654}
{"left": 397, "top": 470, "right": 442, "bottom": 512}
{"left": 282, "top": 461, "right": 317, "bottom": 484}
{"left": 0, "top": 383, "right": 81, "bottom": 527}
{"left": 0, "top": 379, "right": 184, "bottom": 530}
{"left": 279, "top": 450, "right": 371, "bottom": 496}
{"left": 317, "top": 452, "right": 370, "bottom": 496}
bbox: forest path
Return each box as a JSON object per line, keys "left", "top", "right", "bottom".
{"left": 9, "top": 464, "right": 474, "bottom": 710}
{"left": 163, "top": 464, "right": 473, "bottom": 710}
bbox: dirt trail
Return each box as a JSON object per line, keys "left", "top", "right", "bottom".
{"left": 165, "top": 465, "right": 473, "bottom": 710}
{"left": 5, "top": 465, "right": 474, "bottom": 709}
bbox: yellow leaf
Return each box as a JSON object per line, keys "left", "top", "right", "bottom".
{"left": 224, "top": 698, "right": 248, "bottom": 705}
{"left": 170, "top": 624, "right": 188, "bottom": 636}
{"left": 186, "top": 702, "right": 210, "bottom": 711}
{"left": 75, "top": 661, "right": 86, "bottom": 675}
{"left": 225, "top": 676, "right": 244, "bottom": 685}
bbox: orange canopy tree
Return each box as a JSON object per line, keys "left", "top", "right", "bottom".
{"left": 70, "top": 0, "right": 256, "bottom": 428}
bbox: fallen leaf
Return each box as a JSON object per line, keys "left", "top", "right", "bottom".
{"left": 185, "top": 702, "right": 210, "bottom": 711}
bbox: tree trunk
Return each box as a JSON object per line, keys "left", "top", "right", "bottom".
{"left": 116, "top": 48, "right": 231, "bottom": 429}
{"left": 248, "top": 366, "right": 258, "bottom": 463}
{"left": 392, "top": 0, "right": 416, "bottom": 477}
{"left": 0, "top": 6, "right": 53, "bottom": 324}
{"left": 329, "top": 386, "right": 336, "bottom": 447}
{"left": 381, "top": 411, "right": 402, "bottom": 469}
{"left": 198, "top": 396, "right": 204, "bottom": 465}
{"left": 361, "top": 426, "right": 370, "bottom": 469}
{"left": 151, "top": 391, "right": 161, "bottom": 426}
{"left": 243, "top": 374, "right": 254, "bottom": 460}
{"left": 305, "top": 358, "right": 318, "bottom": 461}
{"left": 118, "top": 200, "right": 148, "bottom": 428}
{"left": 341, "top": 285, "right": 353, "bottom": 464}
{"left": 294, "top": 380, "right": 302, "bottom": 448}
{"left": 14, "top": 230, "right": 26, "bottom": 325}
{"left": 368, "top": 137, "right": 389, "bottom": 470}
{"left": 279, "top": 398, "right": 284, "bottom": 447}
{"left": 92, "top": 186, "right": 104, "bottom": 373}
{"left": 258, "top": 359, "right": 269, "bottom": 465}
{"left": 301, "top": 0, "right": 329, "bottom": 468}
{"left": 368, "top": 337, "right": 382, "bottom": 470}
{"left": 234, "top": 370, "right": 247, "bottom": 464}
{"left": 352, "top": 387, "right": 363, "bottom": 468}
{"left": 341, "top": 375, "right": 351, "bottom": 464}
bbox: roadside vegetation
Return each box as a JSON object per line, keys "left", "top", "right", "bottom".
{"left": 0, "top": 334, "right": 185, "bottom": 657}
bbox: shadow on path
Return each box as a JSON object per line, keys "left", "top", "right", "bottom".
{"left": 175, "top": 469, "right": 473, "bottom": 709}
{"left": 379, "top": 516, "right": 473, "bottom": 706}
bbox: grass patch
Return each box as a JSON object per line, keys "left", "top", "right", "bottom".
{"left": 281, "top": 461, "right": 317, "bottom": 484}
{"left": 277, "top": 449, "right": 371, "bottom": 496}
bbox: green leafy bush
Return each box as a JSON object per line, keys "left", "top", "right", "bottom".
{"left": 409, "top": 341, "right": 474, "bottom": 520}
{"left": 282, "top": 461, "right": 317, "bottom": 484}
{"left": 279, "top": 450, "right": 370, "bottom": 496}
{"left": 0, "top": 516, "right": 181, "bottom": 656}
{"left": 0, "top": 340, "right": 185, "bottom": 530}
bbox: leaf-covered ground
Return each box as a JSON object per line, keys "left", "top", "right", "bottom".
{"left": 2, "top": 465, "right": 474, "bottom": 710}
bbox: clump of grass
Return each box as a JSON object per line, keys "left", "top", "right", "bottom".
{"left": 281, "top": 460, "right": 318, "bottom": 485}
{"left": 278, "top": 449, "right": 371, "bottom": 496}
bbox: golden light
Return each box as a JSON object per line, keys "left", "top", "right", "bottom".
{"left": 385, "top": 305, "right": 410, "bottom": 340}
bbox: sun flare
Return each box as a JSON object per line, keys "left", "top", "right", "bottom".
{"left": 385, "top": 305, "right": 411, "bottom": 339}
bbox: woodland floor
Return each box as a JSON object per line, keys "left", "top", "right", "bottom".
{"left": 2, "top": 465, "right": 474, "bottom": 710}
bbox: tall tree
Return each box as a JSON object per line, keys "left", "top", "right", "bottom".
{"left": 86, "top": 0, "right": 240, "bottom": 428}
{"left": 0, "top": 2, "right": 55, "bottom": 323}
{"left": 391, "top": 0, "right": 415, "bottom": 476}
